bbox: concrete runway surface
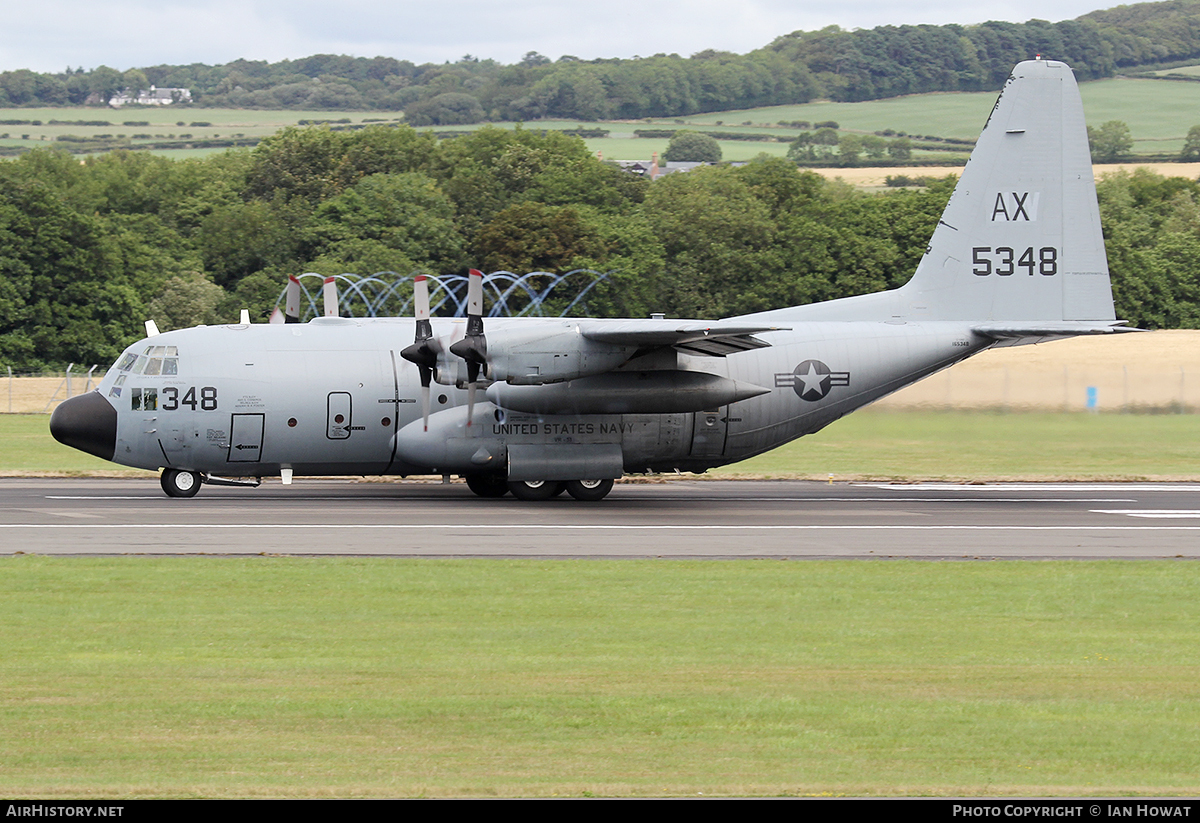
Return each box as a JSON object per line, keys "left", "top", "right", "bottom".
{"left": 4, "top": 478, "right": 1200, "bottom": 559}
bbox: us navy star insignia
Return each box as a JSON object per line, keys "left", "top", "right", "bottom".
{"left": 775, "top": 359, "right": 851, "bottom": 401}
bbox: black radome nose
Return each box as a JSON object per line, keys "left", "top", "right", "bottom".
{"left": 49, "top": 391, "right": 118, "bottom": 461}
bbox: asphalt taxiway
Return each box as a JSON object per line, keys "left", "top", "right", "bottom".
{"left": 3, "top": 478, "right": 1200, "bottom": 558}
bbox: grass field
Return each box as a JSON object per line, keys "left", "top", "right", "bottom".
{"left": 666, "top": 77, "right": 1200, "bottom": 154}
{"left": 1, "top": 557, "right": 1197, "bottom": 797}
{"left": 5, "top": 74, "right": 1200, "bottom": 162}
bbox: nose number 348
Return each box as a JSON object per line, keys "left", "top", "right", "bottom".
{"left": 161, "top": 386, "right": 218, "bottom": 411}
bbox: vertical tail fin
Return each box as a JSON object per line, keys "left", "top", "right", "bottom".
{"left": 902, "top": 58, "right": 1115, "bottom": 323}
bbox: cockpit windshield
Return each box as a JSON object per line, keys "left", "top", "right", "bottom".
{"left": 108, "top": 346, "right": 179, "bottom": 402}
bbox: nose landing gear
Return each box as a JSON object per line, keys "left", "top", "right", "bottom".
{"left": 160, "top": 468, "right": 202, "bottom": 498}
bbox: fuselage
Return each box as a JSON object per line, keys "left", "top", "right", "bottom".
{"left": 76, "top": 314, "right": 989, "bottom": 480}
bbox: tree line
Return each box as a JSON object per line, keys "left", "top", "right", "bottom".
{"left": 6, "top": 2, "right": 1200, "bottom": 120}
{"left": 2, "top": 125, "right": 1198, "bottom": 371}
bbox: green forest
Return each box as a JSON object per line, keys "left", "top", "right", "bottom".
{"left": 5, "top": 1, "right": 1200, "bottom": 121}
{"left": 2, "top": 124, "right": 1198, "bottom": 371}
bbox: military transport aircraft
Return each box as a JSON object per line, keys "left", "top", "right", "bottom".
{"left": 50, "top": 59, "right": 1131, "bottom": 501}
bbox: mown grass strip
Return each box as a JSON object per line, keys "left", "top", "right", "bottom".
{"left": 1, "top": 558, "right": 1197, "bottom": 797}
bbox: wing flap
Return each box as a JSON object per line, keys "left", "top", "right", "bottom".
{"left": 580, "top": 321, "right": 781, "bottom": 356}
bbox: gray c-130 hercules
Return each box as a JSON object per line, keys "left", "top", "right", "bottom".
{"left": 50, "top": 59, "right": 1133, "bottom": 501}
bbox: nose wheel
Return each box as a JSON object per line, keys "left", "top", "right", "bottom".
{"left": 161, "top": 468, "right": 202, "bottom": 498}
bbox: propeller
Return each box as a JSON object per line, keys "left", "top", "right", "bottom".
{"left": 399, "top": 275, "right": 441, "bottom": 431}
{"left": 448, "top": 269, "right": 488, "bottom": 426}
{"left": 323, "top": 276, "right": 339, "bottom": 317}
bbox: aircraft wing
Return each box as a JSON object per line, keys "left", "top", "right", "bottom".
{"left": 579, "top": 321, "right": 783, "bottom": 356}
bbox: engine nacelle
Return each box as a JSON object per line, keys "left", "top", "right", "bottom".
{"left": 481, "top": 324, "right": 634, "bottom": 385}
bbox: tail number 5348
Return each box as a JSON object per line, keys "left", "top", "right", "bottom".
{"left": 972, "top": 246, "right": 1057, "bottom": 276}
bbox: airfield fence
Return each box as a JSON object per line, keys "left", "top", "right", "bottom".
{"left": 4, "top": 365, "right": 101, "bottom": 414}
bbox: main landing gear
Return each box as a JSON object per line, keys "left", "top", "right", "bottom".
{"left": 464, "top": 473, "right": 615, "bottom": 501}
{"left": 161, "top": 468, "right": 202, "bottom": 498}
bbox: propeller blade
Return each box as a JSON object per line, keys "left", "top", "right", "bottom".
{"left": 399, "top": 275, "right": 440, "bottom": 431}
{"left": 419, "top": 384, "right": 431, "bottom": 432}
{"left": 285, "top": 275, "right": 301, "bottom": 324}
{"left": 268, "top": 307, "right": 284, "bottom": 325}
{"left": 448, "top": 269, "right": 487, "bottom": 426}
{"left": 464, "top": 268, "right": 484, "bottom": 337}
{"left": 323, "top": 276, "right": 339, "bottom": 317}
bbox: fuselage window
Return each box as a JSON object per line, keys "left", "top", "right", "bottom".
{"left": 117, "top": 352, "right": 138, "bottom": 372}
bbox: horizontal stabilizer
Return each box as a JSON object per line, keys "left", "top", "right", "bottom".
{"left": 580, "top": 321, "right": 781, "bottom": 356}
{"left": 973, "top": 322, "right": 1140, "bottom": 341}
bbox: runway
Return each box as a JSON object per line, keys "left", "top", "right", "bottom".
{"left": 4, "top": 478, "right": 1200, "bottom": 558}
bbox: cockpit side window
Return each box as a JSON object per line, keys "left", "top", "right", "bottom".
{"left": 131, "top": 387, "right": 158, "bottom": 411}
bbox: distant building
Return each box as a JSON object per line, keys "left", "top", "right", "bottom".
{"left": 108, "top": 86, "right": 193, "bottom": 108}
{"left": 615, "top": 153, "right": 712, "bottom": 180}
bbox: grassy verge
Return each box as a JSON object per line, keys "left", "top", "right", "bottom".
{"left": 0, "top": 414, "right": 151, "bottom": 476}
{"left": 1, "top": 557, "right": 1197, "bottom": 797}
{"left": 6, "top": 410, "right": 1200, "bottom": 481}
{"left": 712, "top": 410, "right": 1200, "bottom": 481}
